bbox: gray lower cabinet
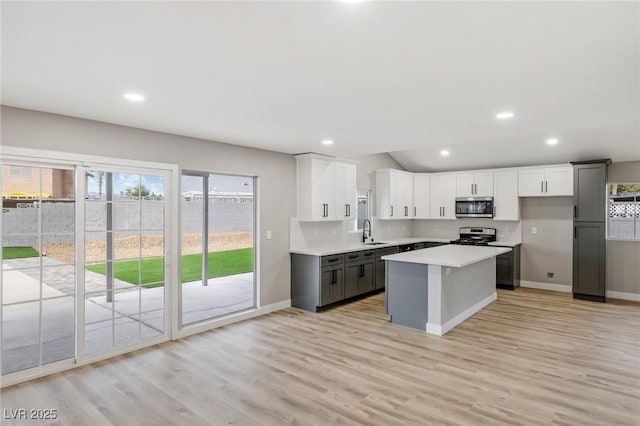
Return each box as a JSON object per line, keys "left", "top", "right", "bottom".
{"left": 345, "top": 250, "right": 375, "bottom": 298}
{"left": 320, "top": 264, "right": 344, "bottom": 305}
{"left": 375, "top": 246, "right": 400, "bottom": 290}
{"left": 573, "top": 222, "right": 606, "bottom": 301}
{"left": 291, "top": 253, "right": 345, "bottom": 312}
{"left": 495, "top": 244, "right": 521, "bottom": 290}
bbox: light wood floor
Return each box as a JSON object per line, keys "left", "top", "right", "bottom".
{"left": 2, "top": 288, "right": 639, "bottom": 425}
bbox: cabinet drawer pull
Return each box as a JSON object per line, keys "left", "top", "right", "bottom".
{"left": 348, "top": 255, "right": 359, "bottom": 259}
{"left": 364, "top": 252, "right": 373, "bottom": 256}
{"left": 327, "top": 258, "right": 339, "bottom": 263}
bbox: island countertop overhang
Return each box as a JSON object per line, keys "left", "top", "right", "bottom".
{"left": 382, "top": 245, "right": 512, "bottom": 268}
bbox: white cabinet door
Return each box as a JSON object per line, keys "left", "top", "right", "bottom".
{"left": 413, "top": 174, "right": 430, "bottom": 219}
{"left": 518, "top": 168, "right": 545, "bottom": 196}
{"left": 296, "top": 154, "right": 342, "bottom": 221}
{"left": 335, "top": 161, "right": 357, "bottom": 219}
{"left": 442, "top": 174, "right": 457, "bottom": 219}
{"left": 312, "top": 157, "right": 336, "bottom": 220}
{"left": 474, "top": 172, "right": 494, "bottom": 197}
{"left": 400, "top": 172, "right": 414, "bottom": 218}
{"left": 493, "top": 170, "right": 519, "bottom": 221}
{"left": 519, "top": 166, "right": 573, "bottom": 197}
{"left": 430, "top": 174, "right": 456, "bottom": 219}
{"left": 457, "top": 172, "right": 493, "bottom": 197}
{"left": 389, "top": 170, "right": 403, "bottom": 219}
{"left": 456, "top": 173, "right": 474, "bottom": 197}
{"left": 545, "top": 166, "right": 573, "bottom": 196}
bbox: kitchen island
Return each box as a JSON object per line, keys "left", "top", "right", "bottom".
{"left": 382, "top": 245, "right": 511, "bottom": 336}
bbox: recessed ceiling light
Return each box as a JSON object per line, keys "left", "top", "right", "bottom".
{"left": 124, "top": 93, "right": 145, "bottom": 102}
{"left": 322, "top": 139, "right": 334, "bottom": 145}
{"left": 440, "top": 150, "right": 450, "bottom": 157}
{"left": 546, "top": 138, "right": 559, "bottom": 145}
{"left": 496, "top": 111, "right": 515, "bottom": 120}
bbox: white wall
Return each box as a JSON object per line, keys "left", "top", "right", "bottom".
{"left": 1, "top": 106, "right": 296, "bottom": 306}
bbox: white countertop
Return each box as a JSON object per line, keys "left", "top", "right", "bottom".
{"left": 487, "top": 241, "right": 521, "bottom": 247}
{"left": 290, "top": 237, "right": 451, "bottom": 256}
{"left": 381, "top": 244, "right": 512, "bottom": 268}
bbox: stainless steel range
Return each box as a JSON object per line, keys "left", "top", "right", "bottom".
{"left": 450, "top": 227, "right": 497, "bottom": 246}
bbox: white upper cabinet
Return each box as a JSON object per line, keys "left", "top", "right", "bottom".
{"left": 430, "top": 173, "right": 457, "bottom": 220}
{"left": 456, "top": 171, "right": 494, "bottom": 197}
{"left": 296, "top": 154, "right": 358, "bottom": 221}
{"left": 334, "top": 160, "right": 357, "bottom": 220}
{"left": 493, "top": 169, "right": 520, "bottom": 221}
{"left": 413, "top": 174, "right": 430, "bottom": 219}
{"left": 518, "top": 165, "right": 573, "bottom": 197}
{"left": 376, "top": 169, "right": 414, "bottom": 219}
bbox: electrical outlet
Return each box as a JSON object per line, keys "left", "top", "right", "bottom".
{"left": 266, "top": 230, "right": 272, "bottom": 240}
{"left": 531, "top": 227, "right": 537, "bottom": 234}
{"left": 547, "top": 272, "right": 554, "bottom": 280}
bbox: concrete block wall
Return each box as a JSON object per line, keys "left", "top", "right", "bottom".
{"left": 2, "top": 199, "right": 254, "bottom": 247}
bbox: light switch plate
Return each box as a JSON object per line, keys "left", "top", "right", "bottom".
{"left": 531, "top": 227, "right": 537, "bottom": 234}
{"left": 266, "top": 230, "right": 272, "bottom": 240}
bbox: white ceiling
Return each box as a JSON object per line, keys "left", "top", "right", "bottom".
{"left": 2, "top": 1, "right": 639, "bottom": 172}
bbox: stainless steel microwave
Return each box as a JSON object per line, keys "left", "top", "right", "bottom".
{"left": 455, "top": 197, "right": 494, "bottom": 218}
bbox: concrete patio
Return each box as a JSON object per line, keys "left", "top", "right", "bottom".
{"left": 2, "top": 261, "right": 254, "bottom": 375}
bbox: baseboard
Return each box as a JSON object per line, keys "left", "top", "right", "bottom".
{"left": 520, "top": 280, "right": 571, "bottom": 293}
{"left": 426, "top": 292, "right": 497, "bottom": 336}
{"left": 175, "top": 299, "right": 292, "bottom": 339}
{"left": 606, "top": 291, "right": 640, "bottom": 302}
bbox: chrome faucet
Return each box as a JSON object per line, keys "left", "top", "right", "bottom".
{"left": 362, "top": 219, "right": 372, "bottom": 243}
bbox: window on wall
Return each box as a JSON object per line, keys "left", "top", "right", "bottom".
{"left": 356, "top": 190, "right": 371, "bottom": 231}
{"left": 8, "top": 166, "right": 33, "bottom": 177}
{"left": 608, "top": 183, "right": 640, "bottom": 240}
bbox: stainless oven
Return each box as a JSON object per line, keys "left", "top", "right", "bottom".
{"left": 455, "top": 197, "right": 494, "bottom": 218}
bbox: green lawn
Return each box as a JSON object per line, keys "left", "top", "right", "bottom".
{"left": 3, "top": 246, "right": 39, "bottom": 259}
{"left": 86, "top": 248, "right": 253, "bottom": 288}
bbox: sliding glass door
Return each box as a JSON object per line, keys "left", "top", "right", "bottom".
{"left": 181, "top": 171, "right": 256, "bottom": 325}
{"left": 83, "top": 168, "right": 168, "bottom": 356}
{"left": 1, "top": 163, "right": 76, "bottom": 375}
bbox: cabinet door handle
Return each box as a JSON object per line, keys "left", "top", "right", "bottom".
{"left": 475, "top": 183, "right": 478, "bottom": 194}
{"left": 545, "top": 181, "right": 548, "bottom": 193}
{"left": 360, "top": 264, "right": 364, "bottom": 278}
{"left": 414, "top": 206, "right": 417, "bottom": 217}
{"left": 405, "top": 206, "right": 408, "bottom": 216}
{"left": 541, "top": 181, "right": 544, "bottom": 194}
{"left": 328, "top": 258, "right": 339, "bottom": 263}
{"left": 574, "top": 205, "right": 577, "bottom": 218}
{"left": 442, "top": 206, "right": 445, "bottom": 217}
{"left": 345, "top": 204, "right": 349, "bottom": 217}
{"left": 390, "top": 206, "right": 394, "bottom": 217}
{"left": 332, "top": 270, "right": 337, "bottom": 284}
{"left": 574, "top": 226, "right": 576, "bottom": 239}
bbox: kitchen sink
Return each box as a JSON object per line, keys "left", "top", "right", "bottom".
{"left": 363, "top": 241, "right": 387, "bottom": 245}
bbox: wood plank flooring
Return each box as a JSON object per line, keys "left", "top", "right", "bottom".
{"left": 2, "top": 288, "right": 639, "bottom": 425}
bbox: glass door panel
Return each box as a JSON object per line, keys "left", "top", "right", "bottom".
{"left": 181, "top": 172, "right": 255, "bottom": 326}
{"left": 83, "top": 170, "right": 167, "bottom": 356}
{"left": 1, "top": 164, "right": 76, "bottom": 376}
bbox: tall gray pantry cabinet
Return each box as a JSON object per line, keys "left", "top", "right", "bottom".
{"left": 571, "top": 160, "right": 610, "bottom": 302}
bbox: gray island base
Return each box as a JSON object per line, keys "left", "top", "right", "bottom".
{"left": 382, "top": 245, "right": 511, "bottom": 336}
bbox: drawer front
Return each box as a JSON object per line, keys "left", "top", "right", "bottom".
{"left": 321, "top": 254, "right": 344, "bottom": 267}
{"left": 345, "top": 251, "right": 362, "bottom": 263}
